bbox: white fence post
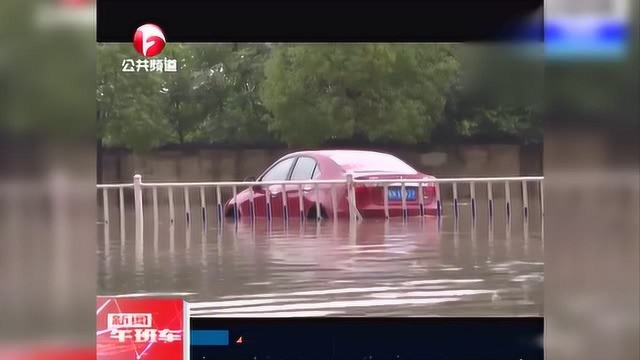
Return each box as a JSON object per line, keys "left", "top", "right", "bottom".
{"left": 346, "top": 173, "right": 356, "bottom": 222}
{"left": 436, "top": 183, "right": 442, "bottom": 217}
{"left": 487, "top": 182, "right": 494, "bottom": 219}
{"left": 505, "top": 181, "right": 511, "bottom": 220}
{"left": 417, "top": 184, "right": 424, "bottom": 217}
{"left": 314, "top": 183, "right": 321, "bottom": 221}
{"left": 102, "top": 188, "right": 110, "bottom": 241}
{"left": 452, "top": 182, "right": 459, "bottom": 219}
{"left": 281, "top": 184, "right": 288, "bottom": 221}
{"left": 330, "top": 185, "right": 338, "bottom": 221}
{"left": 232, "top": 185, "right": 239, "bottom": 221}
{"left": 383, "top": 185, "right": 390, "bottom": 219}
{"left": 265, "top": 186, "right": 272, "bottom": 221}
{"left": 102, "top": 188, "right": 109, "bottom": 226}
{"left": 152, "top": 187, "right": 158, "bottom": 238}
{"left": 119, "top": 187, "right": 125, "bottom": 242}
{"left": 470, "top": 182, "right": 476, "bottom": 219}
{"left": 168, "top": 187, "right": 175, "bottom": 225}
{"left": 522, "top": 180, "right": 529, "bottom": 219}
{"left": 249, "top": 186, "right": 255, "bottom": 221}
{"left": 215, "top": 186, "right": 222, "bottom": 223}
{"left": 200, "top": 186, "right": 206, "bottom": 226}
{"left": 184, "top": 187, "right": 191, "bottom": 225}
{"left": 133, "top": 174, "right": 144, "bottom": 244}
{"left": 401, "top": 182, "right": 408, "bottom": 219}
{"left": 346, "top": 173, "right": 362, "bottom": 222}
{"left": 297, "top": 184, "right": 304, "bottom": 220}
{"left": 539, "top": 180, "right": 544, "bottom": 218}
{"left": 97, "top": 176, "right": 544, "bottom": 226}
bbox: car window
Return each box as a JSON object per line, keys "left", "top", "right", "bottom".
{"left": 261, "top": 158, "right": 295, "bottom": 182}
{"left": 290, "top": 157, "right": 317, "bottom": 181}
{"left": 311, "top": 164, "right": 320, "bottom": 179}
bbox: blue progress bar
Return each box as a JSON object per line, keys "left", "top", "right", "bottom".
{"left": 191, "top": 330, "right": 229, "bottom": 346}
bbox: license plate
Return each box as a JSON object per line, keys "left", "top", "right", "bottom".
{"left": 388, "top": 187, "right": 417, "bottom": 201}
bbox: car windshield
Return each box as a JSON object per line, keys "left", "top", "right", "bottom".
{"left": 328, "top": 152, "right": 417, "bottom": 173}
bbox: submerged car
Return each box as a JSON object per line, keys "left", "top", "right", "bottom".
{"left": 224, "top": 150, "right": 438, "bottom": 219}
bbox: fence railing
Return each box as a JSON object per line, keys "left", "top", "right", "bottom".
{"left": 97, "top": 174, "right": 544, "bottom": 242}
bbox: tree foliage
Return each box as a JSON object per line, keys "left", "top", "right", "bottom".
{"left": 438, "top": 45, "right": 543, "bottom": 144}
{"left": 96, "top": 43, "right": 542, "bottom": 152}
{"left": 261, "top": 44, "right": 460, "bottom": 147}
{"left": 97, "top": 44, "right": 172, "bottom": 151}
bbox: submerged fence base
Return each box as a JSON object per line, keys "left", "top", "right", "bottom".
{"left": 97, "top": 175, "right": 544, "bottom": 243}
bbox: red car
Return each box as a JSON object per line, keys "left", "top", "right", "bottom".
{"left": 224, "top": 150, "right": 438, "bottom": 219}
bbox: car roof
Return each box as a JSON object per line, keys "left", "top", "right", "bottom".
{"left": 288, "top": 149, "right": 393, "bottom": 158}
{"left": 286, "top": 150, "right": 417, "bottom": 173}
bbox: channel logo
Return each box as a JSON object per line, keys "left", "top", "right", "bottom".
{"left": 96, "top": 297, "right": 188, "bottom": 360}
{"left": 133, "top": 23, "right": 166, "bottom": 57}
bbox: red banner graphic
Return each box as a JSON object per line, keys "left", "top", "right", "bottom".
{"left": 96, "top": 297, "right": 187, "bottom": 360}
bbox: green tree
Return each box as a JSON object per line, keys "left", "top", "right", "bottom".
{"left": 194, "top": 44, "right": 275, "bottom": 145}
{"left": 437, "top": 44, "right": 543, "bottom": 144}
{"left": 97, "top": 44, "right": 173, "bottom": 151}
{"left": 160, "top": 44, "right": 206, "bottom": 145}
{"left": 96, "top": 43, "right": 543, "bottom": 151}
{"left": 261, "top": 44, "right": 459, "bottom": 147}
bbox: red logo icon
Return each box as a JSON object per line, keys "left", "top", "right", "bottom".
{"left": 133, "top": 24, "right": 166, "bottom": 57}
{"left": 236, "top": 336, "right": 243, "bottom": 344}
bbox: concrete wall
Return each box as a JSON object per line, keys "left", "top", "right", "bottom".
{"left": 101, "top": 144, "right": 542, "bottom": 183}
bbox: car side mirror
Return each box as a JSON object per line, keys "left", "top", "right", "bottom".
{"left": 244, "top": 176, "right": 263, "bottom": 192}
{"left": 251, "top": 184, "right": 264, "bottom": 192}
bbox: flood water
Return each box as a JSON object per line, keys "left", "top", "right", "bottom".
{"left": 97, "top": 191, "right": 543, "bottom": 317}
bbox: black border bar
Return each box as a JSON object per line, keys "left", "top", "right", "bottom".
{"left": 97, "top": 0, "right": 543, "bottom": 43}
{"left": 190, "top": 317, "right": 544, "bottom": 359}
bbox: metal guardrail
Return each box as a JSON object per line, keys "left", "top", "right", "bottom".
{"left": 97, "top": 174, "right": 544, "bottom": 243}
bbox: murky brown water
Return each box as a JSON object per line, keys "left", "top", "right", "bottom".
{"left": 97, "top": 188, "right": 543, "bottom": 317}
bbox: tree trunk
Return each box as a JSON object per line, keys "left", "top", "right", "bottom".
{"left": 174, "top": 100, "right": 184, "bottom": 144}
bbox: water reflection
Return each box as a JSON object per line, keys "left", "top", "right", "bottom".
{"left": 97, "top": 200, "right": 543, "bottom": 317}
